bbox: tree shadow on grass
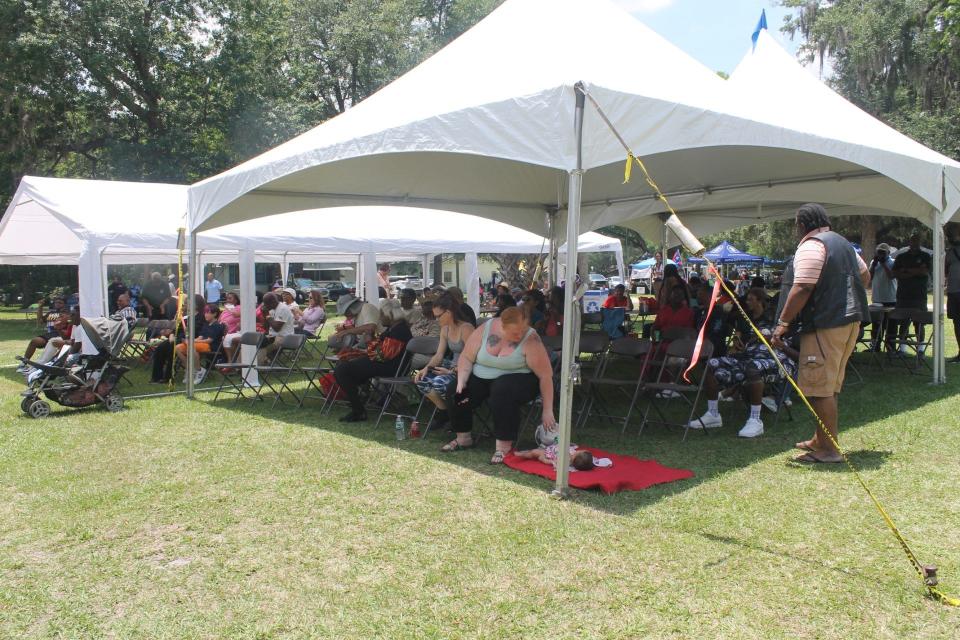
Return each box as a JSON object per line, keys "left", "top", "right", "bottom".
{"left": 194, "top": 349, "right": 954, "bottom": 516}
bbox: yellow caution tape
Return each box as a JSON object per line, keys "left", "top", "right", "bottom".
{"left": 582, "top": 85, "right": 958, "bottom": 606}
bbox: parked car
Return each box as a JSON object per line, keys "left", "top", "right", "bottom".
{"left": 312, "top": 280, "right": 353, "bottom": 302}
{"left": 588, "top": 273, "right": 608, "bottom": 289}
{"left": 607, "top": 276, "right": 624, "bottom": 288}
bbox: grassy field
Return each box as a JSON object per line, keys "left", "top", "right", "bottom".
{"left": 1, "top": 310, "right": 959, "bottom": 638}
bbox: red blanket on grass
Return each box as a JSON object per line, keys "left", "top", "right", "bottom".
{"left": 503, "top": 446, "right": 694, "bottom": 494}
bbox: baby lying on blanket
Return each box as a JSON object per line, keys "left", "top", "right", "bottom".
{"left": 513, "top": 443, "right": 611, "bottom": 471}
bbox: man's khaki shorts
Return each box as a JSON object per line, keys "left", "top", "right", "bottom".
{"left": 798, "top": 323, "right": 859, "bottom": 398}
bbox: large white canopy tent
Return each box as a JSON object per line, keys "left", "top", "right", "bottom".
{"left": 186, "top": 0, "right": 960, "bottom": 494}
{"left": 0, "top": 175, "right": 624, "bottom": 321}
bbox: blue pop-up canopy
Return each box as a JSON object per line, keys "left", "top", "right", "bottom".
{"left": 688, "top": 240, "right": 764, "bottom": 264}
{"left": 630, "top": 257, "right": 658, "bottom": 269}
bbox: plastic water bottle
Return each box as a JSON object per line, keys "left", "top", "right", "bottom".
{"left": 394, "top": 415, "right": 406, "bottom": 441}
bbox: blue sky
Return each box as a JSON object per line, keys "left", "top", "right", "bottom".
{"left": 613, "top": 0, "right": 803, "bottom": 74}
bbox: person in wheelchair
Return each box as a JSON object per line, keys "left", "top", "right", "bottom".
{"left": 689, "top": 288, "right": 798, "bottom": 438}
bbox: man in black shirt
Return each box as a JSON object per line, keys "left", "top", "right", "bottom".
{"left": 141, "top": 272, "right": 172, "bottom": 320}
{"left": 107, "top": 275, "right": 128, "bottom": 314}
{"left": 891, "top": 234, "right": 932, "bottom": 355}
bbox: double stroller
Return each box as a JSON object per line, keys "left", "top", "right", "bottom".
{"left": 17, "top": 316, "right": 131, "bottom": 418}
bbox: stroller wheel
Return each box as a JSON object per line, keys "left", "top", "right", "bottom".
{"left": 27, "top": 400, "right": 51, "bottom": 419}
{"left": 21, "top": 397, "right": 36, "bottom": 414}
{"left": 104, "top": 393, "right": 124, "bottom": 413}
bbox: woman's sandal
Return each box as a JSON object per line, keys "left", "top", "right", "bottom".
{"left": 794, "top": 440, "right": 816, "bottom": 452}
{"left": 793, "top": 451, "right": 842, "bottom": 464}
{"left": 489, "top": 450, "right": 507, "bottom": 465}
{"left": 440, "top": 439, "right": 473, "bottom": 452}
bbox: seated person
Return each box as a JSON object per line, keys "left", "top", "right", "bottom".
{"left": 494, "top": 293, "right": 517, "bottom": 317}
{"left": 151, "top": 295, "right": 206, "bottom": 383}
{"left": 19, "top": 297, "right": 70, "bottom": 372}
{"left": 520, "top": 289, "right": 547, "bottom": 334}
{"left": 443, "top": 307, "right": 556, "bottom": 465}
{"left": 175, "top": 305, "right": 225, "bottom": 384}
{"left": 297, "top": 289, "right": 327, "bottom": 337}
{"left": 115, "top": 293, "right": 137, "bottom": 327}
{"left": 410, "top": 300, "right": 441, "bottom": 338}
{"left": 651, "top": 285, "right": 695, "bottom": 339}
{"left": 220, "top": 292, "right": 243, "bottom": 362}
{"left": 514, "top": 443, "right": 595, "bottom": 471}
{"left": 31, "top": 308, "right": 82, "bottom": 366}
{"left": 603, "top": 284, "right": 634, "bottom": 310}
{"left": 544, "top": 286, "right": 564, "bottom": 338}
{"left": 397, "top": 288, "right": 422, "bottom": 325}
{"left": 333, "top": 294, "right": 381, "bottom": 347}
{"left": 657, "top": 263, "right": 691, "bottom": 308}
{"left": 689, "top": 288, "right": 798, "bottom": 438}
{"left": 693, "top": 285, "right": 731, "bottom": 357}
{"left": 260, "top": 292, "right": 296, "bottom": 363}
{"left": 334, "top": 299, "right": 412, "bottom": 423}
{"left": 413, "top": 293, "right": 476, "bottom": 421}
{"left": 446, "top": 286, "right": 477, "bottom": 327}
{"left": 280, "top": 288, "right": 302, "bottom": 322}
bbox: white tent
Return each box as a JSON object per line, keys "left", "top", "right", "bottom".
{"left": 0, "top": 176, "right": 624, "bottom": 319}
{"left": 185, "top": 0, "right": 960, "bottom": 494}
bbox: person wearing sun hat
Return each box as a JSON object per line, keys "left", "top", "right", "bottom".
{"left": 333, "top": 294, "right": 381, "bottom": 346}
{"left": 869, "top": 242, "right": 897, "bottom": 351}
{"left": 279, "top": 287, "right": 302, "bottom": 322}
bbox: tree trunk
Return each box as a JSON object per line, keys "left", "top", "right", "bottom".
{"left": 861, "top": 216, "right": 878, "bottom": 263}
{"left": 431, "top": 254, "right": 443, "bottom": 286}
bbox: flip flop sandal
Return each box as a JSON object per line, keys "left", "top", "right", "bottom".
{"left": 794, "top": 440, "right": 816, "bottom": 452}
{"left": 440, "top": 439, "right": 473, "bottom": 452}
{"left": 489, "top": 450, "right": 507, "bottom": 465}
{"left": 793, "top": 451, "right": 842, "bottom": 464}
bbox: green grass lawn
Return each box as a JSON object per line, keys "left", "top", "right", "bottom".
{"left": 1, "top": 311, "right": 959, "bottom": 638}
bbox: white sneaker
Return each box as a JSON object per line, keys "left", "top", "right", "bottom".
{"left": 15, "top": 364, "right": 28, "bottom": 374}
{"left": 656, "top": 389, "right": 681, "bottom": 399}
{"left": 194, "top": 368, "right": 207, "bottom": 384}
{"left": 738, "top": 418, "right": 764, "bottom": 438}
{"left": 783, "top": 397, "right": 792, "bottom": 407}
{"left": 761, "top": 396, "right": 778, "bottom": 413}
{"left": 688, "top": 412, "right": 722, "bottom": 429}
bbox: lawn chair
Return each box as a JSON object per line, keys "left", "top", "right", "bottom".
{"left": 372, "top": 336, "right": 440, "bottom": 428}
{"left": 300, "top": 322, "right": 326, "bottom": 359}
{"left": 885, "top": 308, "right": 931, "bottom": 373}
{"left": 575, "top": 337, "right": 652, "bottom": 433}
{"left": 120, "top": 317, "right": 150, "bottom": 361}
{"left": 637, "top": 338, "right": 714, "bottom": 441}
{"left": 212, "top": 332, "right": 265, "bottom": 402}
{"left": 250, "top": 333, "right": 307, "bottom": 408}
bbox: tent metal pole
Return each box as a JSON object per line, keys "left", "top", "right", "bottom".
{"left": 187, "top": 232, "right": 197, "bottom": 398}
{"left": 932, "top": 208, "right": 946, "bottom": 384}
{"left": 546, "top": 209, "right": 558, "bottom": 286}
{"left": 553, "top": 82, "right": 586, "bottom": 499}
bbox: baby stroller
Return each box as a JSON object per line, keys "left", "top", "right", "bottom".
{"left": 17, "top": 316, "right": 131, "bottom": 418}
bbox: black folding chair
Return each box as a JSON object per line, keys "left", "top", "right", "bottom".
{"left": 575, "top": 337, "right": 653, "bottom": 433}
{"left": 250, "top": 333, "right": 307, "bottom": 408}
{"left": 637, "top": 338, "right": 714, "bottom": 441}
{"left": 372, "top": 336, "right": 440, "bottom": 428}
{"left": 212, "top": 332, "right": 265, "bottom": 402}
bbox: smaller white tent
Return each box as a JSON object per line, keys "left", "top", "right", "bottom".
{"left": 0, "top": 176, "right": 624, "bottom": 318}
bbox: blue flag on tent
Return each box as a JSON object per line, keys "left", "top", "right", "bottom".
{"left": 672, "top": 249, "right": 683, "bottom": 266}
{"left": 751, "top": 9, "right": 767, "bottom": 51}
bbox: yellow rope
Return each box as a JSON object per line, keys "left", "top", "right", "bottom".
{"left": 168, "top": 229, "right": 187, "bottom": 391}
{"left": 583, "top": 85, "right": 958, "bottom": 606}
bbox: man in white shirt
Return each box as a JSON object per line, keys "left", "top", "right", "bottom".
{"left": 398, "top": 288, "right": 422, "bottom": 324}
{"left": 259, "top": 292, "right": 295, "bottom": 362}
{"left": 205, "top": 272, "right": 224, "bottom": 304}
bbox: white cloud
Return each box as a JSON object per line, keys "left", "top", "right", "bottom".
{"left": 614, "top": 0, "right": 676, "bottom": 12}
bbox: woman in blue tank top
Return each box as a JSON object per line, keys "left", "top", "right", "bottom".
{"left": 441, "top": 307, "right": 556, "bottom": 464}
